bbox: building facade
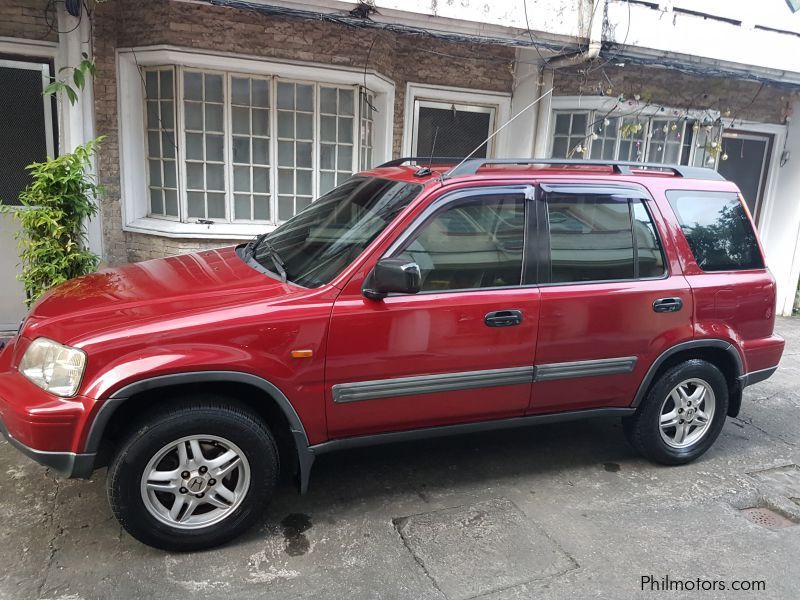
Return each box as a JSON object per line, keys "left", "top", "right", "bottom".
{"left": 1, "top": 0, "right": 800, "bottom": 330}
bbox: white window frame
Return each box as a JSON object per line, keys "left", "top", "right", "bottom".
{"left": 402, "top": 82, "right": 512, "bottom": 158}
{"left": 118, "top": 46, "right": 395, "bottom": 239}
{"left": 545, "top": 96, "right": 729, "bottom": 166}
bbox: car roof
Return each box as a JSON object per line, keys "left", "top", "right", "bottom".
{"left": 357, "top": 159, "right": 736, "bottom": 193}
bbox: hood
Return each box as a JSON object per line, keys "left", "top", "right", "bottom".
{"left": 22, "top": 246, "right": 305, "bottom": 346}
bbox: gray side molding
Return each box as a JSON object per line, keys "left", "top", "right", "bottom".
{"left": 85, "top": 371, "right": 317, "bottom": 492}
{"left": 332, "top": 367, "right": 534, "bottom": 404}
{"left": 535, "top": 357, "right": 637, "bottom": 382}
{"left": 630, "top": 339, "right": 744, "bottom": 408}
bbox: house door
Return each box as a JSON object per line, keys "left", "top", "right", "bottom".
{"left": 412, "top": 100, "right": 495, "bottom": 159}
{"left": 718, "top": 131, "right": 773, "bottom": 226}
{"left": 0, "top": 58, "right": 55, "bottom": 331}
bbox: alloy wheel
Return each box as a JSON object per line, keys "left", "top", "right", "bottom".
{"left": 139, "top": 434, "right": 251, "bottom": 529}
{"left": 658, "top": 378, "right": 716, "bottom": 449}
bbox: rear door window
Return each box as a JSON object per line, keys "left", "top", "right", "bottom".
{"left": 542, "top": 187, "right": 666, "bottom": 283}
{"left": 666, "top": 190, "right": 764, "bottom": 271}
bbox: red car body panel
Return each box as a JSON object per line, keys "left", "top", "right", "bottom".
{"left": 0, "top": 163, "right": 785, "bottom": 473}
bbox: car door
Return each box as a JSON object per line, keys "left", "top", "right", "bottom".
{"left": 529, "top": 183, "right": 693, "bottom": 414}
{"left": 325, "top": 186, "right": 540, "bottom": 437}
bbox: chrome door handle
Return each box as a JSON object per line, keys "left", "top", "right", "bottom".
{"left": 653, "top": 297, "right": 683, "bottom": 313}
{"left": 485, "top": 310, "right": 523, "bottom": 327}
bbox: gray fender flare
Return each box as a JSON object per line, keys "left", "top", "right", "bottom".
{"left": 631, "top": 339, "right": 744, "bottom": 409}
{"left": 85, "top": 371, "right": 317, "bottom": 493}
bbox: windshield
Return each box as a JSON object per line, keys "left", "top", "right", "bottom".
{"left": 249, "top": 176, "right": 422, "bottom": 287}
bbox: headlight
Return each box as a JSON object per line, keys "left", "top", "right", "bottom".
{"left": 19, "top": 338, "right": 86, "bottom": 397}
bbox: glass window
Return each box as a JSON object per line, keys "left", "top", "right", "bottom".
{"left": 551, "top": 110, "right": 708, "bottom": 167}
{"left": 256, "top": 176, "right": 421, "bottom": 288}
{"left": 632, "top": 199, "right": 666, "bottom": 278}
{"left": 142, "top": 68, "right": 374, "bottom": 224}
{"left": 590, "top": 116, "right": 618, "bottom": 160}
{"left": 183, "top": 71, "right": 226, "bottom": 220}
{"left": 666, "top": 190, "right": 764, "bottom": 271}
{"left": 551, "top": 112, "right": 588, "bottom": 158}
{"left": 277, "top": 82, "right": 315, "bottom": 221}
{"left": 231, "top": 75, "right": 271, "bottom": 221}
{"left": 395, "top": 193, "right": 526, "bottom": 291}
{"left": 319, "top": 86, "right": 356, "bottom": 197}
{"left": 617, "top": 117, "right": 647, "bottom": 162}
{"left": 359, "top": 90, "right": 375, "bottom": 171}
{"left": 648, "top": 119, "right": 684, "bottom": 164}
{"left": 547, "top": 193, "right": 634, "bottom": 283}
{"left": 145, "top": 67, "right": 178, "bottom": 217}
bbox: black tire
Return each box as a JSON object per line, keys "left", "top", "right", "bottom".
{"left": 107, "top": 397, "right": 278, "bottom": 551}
{"left": 623, "top": 359, "right": 729, "bottom": 465}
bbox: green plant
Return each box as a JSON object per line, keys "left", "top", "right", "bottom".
{"left": 0, "top": 138, "right": 103, "bottom": 305}
{"left": 43, "top": 52, "right": 96, "bottom": 105}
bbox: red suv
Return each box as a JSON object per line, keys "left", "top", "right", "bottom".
{"left": 0, "top": 159, "right": 784, "bottom": 550}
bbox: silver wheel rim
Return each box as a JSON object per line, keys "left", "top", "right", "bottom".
{"left": 659, "top": 378, "right": 716, "bottom": 449}
{"left": 140, "top": 434, "right": 251, "bottom": 530}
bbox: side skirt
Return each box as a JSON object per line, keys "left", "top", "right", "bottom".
{"left": 298, "top": 407, "right": 635, "bottom": 493}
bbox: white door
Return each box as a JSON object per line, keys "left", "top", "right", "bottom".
{"left": 0, "top": 58, "right": 55, "bottom": 331}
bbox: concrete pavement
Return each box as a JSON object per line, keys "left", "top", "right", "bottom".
{"left": 1, "top": 319, "right": 799, "bottom": 599}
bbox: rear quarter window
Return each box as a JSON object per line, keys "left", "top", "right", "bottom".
{"left": 666, "top": 190, "right": 764, "bottom": 271}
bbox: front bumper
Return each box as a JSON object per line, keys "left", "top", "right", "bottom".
{"left": 0, "top": 340, "right": 95, "bottom": 478}
{"left": 0, "top": 417, "right": 94, "bottom": 477}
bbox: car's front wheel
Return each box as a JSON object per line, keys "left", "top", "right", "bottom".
{"left": 107, "top": 398, "right": 278, "bottom": 551}
{"left": 623, "top": 359, "right": 729, "bottom": 464}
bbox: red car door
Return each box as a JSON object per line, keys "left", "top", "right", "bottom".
{"left": 529, "top": 183, "right": 693, "bottom": 414}
{"left": 325, "top": 186, "right": 540, "bottom": 438}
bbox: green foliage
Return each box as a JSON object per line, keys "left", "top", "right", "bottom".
{"left": 0, "top": 139, "right": 103, "bottom": 306}
{"left": 43, "top": 52, "right": 96, "bottom": 105}
{"left": 619, "top": 121, "right": 643, "bottom": 139}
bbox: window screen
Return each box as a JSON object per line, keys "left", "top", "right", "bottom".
{"left": 0, "top": 64, "right": 52, "bottom": 207}
{"left": 666, "top": 190, "right": 764, "bottom": 271}
{"left": 415, "top": 104, "right": 492, "bottom": 159}
{"left": 396, "top": 193, "right": 525, "bottom": 291}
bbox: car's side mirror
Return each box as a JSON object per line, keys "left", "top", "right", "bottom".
{"left": 363, "top": 258, "right": 421, "bottom": 300}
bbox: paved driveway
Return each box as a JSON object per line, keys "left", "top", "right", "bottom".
{"left": 2, "top": 319, "right": 799, "bottom": 600}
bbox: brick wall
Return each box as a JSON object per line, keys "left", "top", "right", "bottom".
{"left": 90, "top": 1, "right": 795, "bottom": 266}
{"left": 553, "top": 64, "right": 794, "bottom": 124}
{"left": 91, "top": 0, "right": 515, "bottom": 264}
{"left": 0, "top": 0, "right": 56, "bottom": 43}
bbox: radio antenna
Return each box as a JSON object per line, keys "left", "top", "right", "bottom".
{"left": 448, "top": 87, "right": 554, "bottom": 177}
{"left": 427, "top": 126, "right": 440, "bottom": 169}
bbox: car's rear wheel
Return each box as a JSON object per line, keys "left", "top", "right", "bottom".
{"left": 107, "top": 398, "right": 278, "bottom": 551}
{"left": 623, "top": 359, "right": 729, "bottom": 464}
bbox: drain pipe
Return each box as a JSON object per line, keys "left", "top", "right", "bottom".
{"left": 532, "top": 0, "right": 604, "bottom": 156}
{"left": 546, "top": 0, "right": 604, "bottom": 69}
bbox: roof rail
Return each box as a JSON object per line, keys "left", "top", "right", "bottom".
{"left": 377, "top": 157, "right": 465, "bottom": 168}
{"left": 442, "top": 159, "right": 725, "bottom": 181}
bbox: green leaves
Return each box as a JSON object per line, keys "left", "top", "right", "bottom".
{"left": 1, "top": 137, "right": 104, "bottom": 306}
{"left": 43, "top": 54, "right": 96, "bottom": 106}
